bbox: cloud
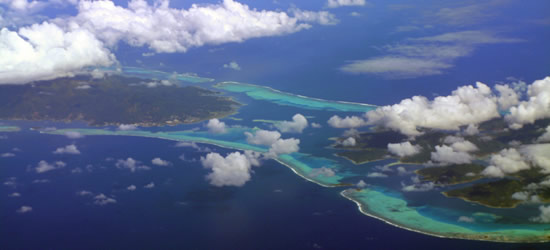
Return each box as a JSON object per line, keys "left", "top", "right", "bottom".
{"left": 16, "top": 205, "right": 32, "bottom": 213}
{"left": 144, "top": 182, "right": 155, "bottom": 189}
{"left": 223, "top": 61, "right": 241, "bottom": 71}
{"left": 531, "top": 205, "right": 550, "bottom": 223}
{"left": 432, "top": 0, "right": 510, "bottom": 26}
{"left": 151, "top": 157, "right": 171, "bottom": 166}
{"left": 341, "top": 137, "right": 356, "bottom": 147}
{"left": 118, "top": 124, "right": 138, "bottom": 130}
{"left": 275, "top": 114, "right": 308, "bottom": 133}
{"left": 245, "top": 129, "right": 281, "bottom": 146}
{"left": 206, "top": 119, "right": 226, "bottom": 134}
{"left": 431, "top": 145, "right": 473, "bottom": 164}
{"left": 327, "top": 115, "right": 366, "bottom": 128}
{"left": 367, "top": 172, "right": 388, "bottom": 178}
{"left": 175, "top": 141, "right": 212, "bottom": 152}
{"left": 311, "top": 122, "right": 322, "bottom": 128}
{"left": 365, "top": 82, "right": 499, "bottom": 137}
{"left": 1, "top": 152, "right": 15, "bottom": 157}
{"left": 127, "top": 185, "right": 136, "bottom": 191}
{"left": 77, "top": 190, "right": 93, "bottom": 196}
{"left": 402, "top": 176, "right": 435, "bottom": 192}
{"left": 64, "top": 131, "right": 84, "bottom": 139}
{"left": 521, "top": 144, "right": 550, "bottom": 173}
{"left": 268, "top": 138, "right": 300, "bottom": 156}
{"left": 340, "top": 31, "right": 521, "bottom": 78}
{"left": 537, "top": 126, "right": 550, "bottom": 143}
{"left": 309, "top": 167, "right": 336, "bottom": 178}
{"left": 458, "top": 216, "right": 475, "bottom": 223}
{"left": 482, "top": 148, "right": 529, "bottom": 177}
{"left": 505, "top": 77, "right": 550, "bottom": 129}
{"left": 447, "top": 140, "right": 478, "bottom": 153}
{"left": 53, "top": 144, "right": 80, "bottom": 154}
{"left": 115, "top": 158, "right": 151, "bottom": 172}
{"left": 387, "top": 141, "right": 421, "bottom": 157}
{"left": 201, "top": 151, "right": 260, "bottom": 187}
{"left": 70, "top": 0, "right": 336, "bottom": 53}
{"left": 93, "top": 193, "right": 116, "bottom": 206}
{"left": 35, "top": 160, "right": 66, "bottom": 173}
{"left": 0, "top": 22, "right": 114, "bottom": 84}
{"left": 495, "top": 84, "right": 520, "bottom": 110}
{"left": 356, "top": 180, "right": 367, "bottom": 188}
{"left": 326, "top": 0, "right": 366, "bottom": 8}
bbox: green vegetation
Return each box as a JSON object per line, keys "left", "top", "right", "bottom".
{"left": 444, "top": 179, "right": 525, "bottom": 208}
{"left": 417, "top": 164, "right": 485, "bottom": 185}
{"left": 336, "top": 148, "right": 388, "bottom": 165}
{"left": 0, "top": 75, "right": 240, "bottom": 126}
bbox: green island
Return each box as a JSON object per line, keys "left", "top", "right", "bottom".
{"left": 0, "top": 75, "right": 240, "bottom": 126}
{"left": 335, "top": 118, "right": 550, "bottom": 209}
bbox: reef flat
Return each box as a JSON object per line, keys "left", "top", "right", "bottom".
{"left": 214, "top": 81, "right": 377, "bottom": 112}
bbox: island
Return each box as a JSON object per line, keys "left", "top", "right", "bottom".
{"left": 0, "top": 75, "right": 240, "bottom": 126}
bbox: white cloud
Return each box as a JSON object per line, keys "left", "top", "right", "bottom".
{"left": 431, "top": 145, "right": 473, "bottom": 164}
{"left": 9, "top": 192, "right": 21, "bottom": 197}
{"left": 1, "top": 152, "right": 15, "bottom": 157}
{"left": 356, "top": 180, "right": 367, "bottom": 188}
{"left": 127, "top": 185, "right": 136, "bottom": 191}
{"left": 268, "top": 138, "right": 300, "bottom": 156}
{"left": 341, "top": 137, "right": 356, "bottom": 147}
{"left": 93, "top": 193, "right": 116, "bottom": 206}
{"left": 275, "top": 114, "right": 308, "bottom": 133}
{"left": 505, "top": 77, "right": 550, "bottom": 129}
{"left": 223, "top": 61, "right": 241, "bottom": 71}
{"left": 16, "top": 205, "right": 32, "bottom": 213}
{"left": 531, "top": 205, "right": 550, "bottom": 223}
{"left": 341, "top": 56, "right": 452, "bottom": 78}
{"left": 327, "top": 115, "right": 366, "bottom": 128}
{"left": 449, "top": 140, "right": 478, "bottom": 152}
{"left": 70, "top": 0, "right": 336, "bottom": 53}
{"left": 118, "top": 124, "right": 138, "bottom": 130}
{"left": 35, "top": 160, "right": 65, "bottom": 173}
{"left": 144, "top": 182, "right": 155, "bottom": 189}
{"left": 537, "top": 126, "right": 550, "bottom": 143}
{"left": 521, "top": 144, "right": 550, "bottom": 173}
{"left": 151, "top": 157, "right": 171, "bottom": 166}
{"left": 309, "top": 167, "right": 336, "bottom": 178}
{"left": 365, "top": 82, "right": 499, "bottom": 137}
{"left": 77, "top": 190, "right": 93, "bottom": 196}
{"left": 482, "top": 148, "right": 529, "bottom": 177}
{"left": 401, "top": 176, "right": 435, "bottom": 192}
{"left": 201, "top": 151, "right": 260, "bottom": 187}
{"left": 115, "top": 158, "right": 151, "bottom": 172}
{"left": 495, "top": 84, "right": 520, "bottom": 110}
{"left": 367, "top": 172, "right": 388, "bottom": 178}
{"left": 326, "top": 0, "right": 366, "bottom": 8}
{"left": 311, "top": 122, "right": 322, "bottom": 128}
{"left": 245, "top": 129, "right": 281, "bottom": 146}
{"left": 387, "top": 141, "right": 421, "bottom": 157}
{"left": 206, "top": 119, "right": 226, "bottom": 134}
{"left": 458, "top": 216, "right": 475, "bottom": 223}
{"left": 463, "top": 124, "right": 479, "bottom": 136}
{"left": 0, "top": 22, "right": 114, "bottom": 84}
{"left": 64, "top": 131, "right": 84, "bottom": 139}
{"left": 53, "top": 144, "right": 80, "bottom": 154}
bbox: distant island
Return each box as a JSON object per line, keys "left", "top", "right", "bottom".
{"left": 0, "top": 75, "right": 240, "bottom": 126}
{"left": 335, "top": 118, "right": 550, "bottom": 209}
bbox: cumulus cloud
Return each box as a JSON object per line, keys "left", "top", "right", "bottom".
{"left": 367, "top": 172, "right": 388, "bottom": 178}
{"left": 458, "top": 216, "right": 475, "bottom": 223}
{"left": 495, "top": 84, "right": 520, "bottom": 110}
{"left": 387, "top": 141, "right": 421, "bottom": 157}
{"left": 144, "top": 182, "right": 155, "bottom": 189}
{"left": 341, "top": 137, "right": 356, "bottom": 147}
{"left": 505, "top": 77, "right": 550, "bottom": 129}
{"left": 9, "top": 192, "right": 21, "bottom": 197}
{"left": 53, "top": 144, "right": 80, "bottom": 154}
{"left": 309, "top": 167, "right": 336, "bottom": 178}
{"left": 77, "top": 190, "right": 93, "bottom": 196}
{"left": 245, "top": 130, "right": 281, "bottom": 146}
{"left": 16, "top": 205, "right": 33, "bottom": 213}
{"left": 206, "top": 119, "right": 226, "bottom": 134}
{"left": 151, "top": 157, "right": 171, "bottom": 166}
{"left": 115, "top": 158, "right": 151, "bottom": 172}
{"left": 268, "top": 138, "right": 300, "bottom": 156}
{"left": 311, "top": 122, "right": 322, "bottom": 128}
{"left": 1, "top": 152, "right": 15, "bottom": 157}
{"left": 448, "top": 140, "right": 478, "bottom": 152}
{"left": 223, "top": 61, "right": 241, "bottom": 71}
{"left": 365, "top": 82, "right": 499, "bottom": 137}
{"left": 127, "top": 185, "right": 136, "bottom": 191}
{"left": 327, "top": 0, "right": 366, "bottom": 8}
{"left": 431, "top": 145, "right": 473, "bottom": 164}
{"left": 35, "top": 160, "right": 66, "bottom": 173}
{"left": 0, "top": 22, "right": 114, "bottom": 84}
{"left": 275, "top": 114, "right": 308, "bottom": 133}
{"left": 70, "top": 0, "right": 336, "bottom": 53}
{"left": 356, "top": 180, "right": 367, "bottom": 188}
{"left": 201, "top": 151, "right": 260, "bottom": 187}
{"left": 531, "top": 205, "right": 550, "bottom": 223}
{"left": 402, "top": 176, "right": 435, "bottom": 192}
{"left": 118, "top": 124, "right": 138, "bottom": 130}
{"left": 64, "top": 131, "right": 84, "bottom": 139}
{"left": 521, "top": 144, "right": 550, "bottom": 173}
{"left": 482, "top": 148, "right": 530, "bottom": 177}
{"left": 93, "top": 193, "right": 116, "bottom": 206}
{"left": 537, "top": 126, "right": 550, "bottom": 143}
{"left": 327, "top": 115, "right": 366, "bottom": 128}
